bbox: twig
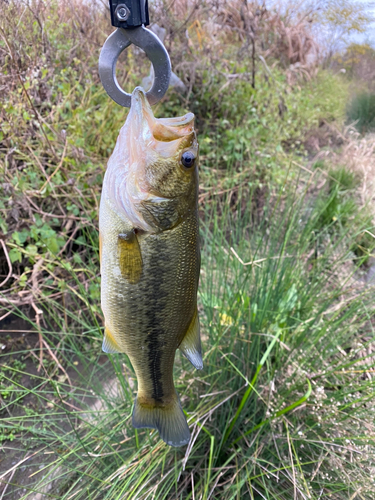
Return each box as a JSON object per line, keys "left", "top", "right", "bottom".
{"left": 31, "top": 301, "right": 44, "bottom": 371}
{"left": 349, "top": 489, "right": 362, "bottom": 500}
{"left": 285, "top": 421, "right": 297, "bottom": 500}
{"left": 26, "top": 145, "right": 50, "bottom": 185}
{"left": 57, "top": 226, "right": 79, "bottom": 257}
{"left": 229, "top": 248, "right": 297, "bottom": 267}
{"left": 230, "top": 247, "right": 264, "bottom": 267}
{"left": 0, "top": 295, "right": 33, "bottom": 305}
{"left": 310, "top": 452, "right": 329, "bottom": 481}
{"left": 31, "top": 258, "right": 44, "bottom": 294}
{"left": 0, "top": 450, "right": 41, "bottom": 480}
{"left": 292, "top": 160, "right": 341, "bottom": 185}
{"left": 0, "top": 240, "right": 13, "bottom": 289}
{"left": 39, "top": 136, "right": 68, "bottom": 193}
{"left": 0, "top": 310, "right": 13, "bottom": 323}
{"left": 250, "top": 484, "right": 267, "bottom": 500}
{"left": 0, "top": 469, "right": 15, "bottom": 500}
{"left": 42, "top": 335, "right": 72, "bottom": 387}
{"left": 31, "top": 301, "right": 72, "bottom": 386}
{"left": 55, "top": 384, "right": 80, "bottom": 410}
{"left": 207, "top": 472, "right": 224, "bottom": 500}
{"left": 0, "top": 290, "right": 63, "bottom": 306}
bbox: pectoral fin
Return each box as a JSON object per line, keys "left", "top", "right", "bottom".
{"left": 179, "top": 308, "right": 203, "bottom": 370}
{"left": 102, "top": 327, "right": 122, "bottom": 354}
{"left": 118, "top": 230, "right": 142, "bottom": 284}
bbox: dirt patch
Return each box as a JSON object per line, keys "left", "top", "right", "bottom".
{"left": 301, "top": 121, "right": 345, "bottom": 157}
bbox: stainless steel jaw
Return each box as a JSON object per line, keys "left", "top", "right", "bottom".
{"left": 98, "top": 26, "right": 171, "bottom": 108}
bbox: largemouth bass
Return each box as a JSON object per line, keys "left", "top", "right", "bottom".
{"left": 99, "top": 87, "right": 201, "bottom": 447}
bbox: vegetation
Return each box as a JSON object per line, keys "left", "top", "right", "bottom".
{"left": 334, "top": 42, "right": 375, "bottom": 133}
{"left": 347, "top": 92, "right": 375, "bottom": 133}
{"left": 1, "top": 1, "right": 374, "bottom": 499}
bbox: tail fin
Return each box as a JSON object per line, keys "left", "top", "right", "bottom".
{"left": 132, "top": 396, "right": 190, "bottom": 447}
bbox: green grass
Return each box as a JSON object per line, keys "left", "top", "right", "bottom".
{"left": 315, "top": 167, "right": 359, "bottom": 230}
{"left": 1, "top": 172, "right": 375, "bottom": 499}
{"left": 311, "top": 167, "right": 375, "bottom": 266}
{"left": 347, "top": 92, "right": 375, "bottom": 133}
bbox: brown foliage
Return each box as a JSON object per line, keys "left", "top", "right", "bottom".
{"left": 150, "top": 0, "right": 318, "bottom": 71}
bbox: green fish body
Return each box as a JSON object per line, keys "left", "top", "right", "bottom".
{"left": 99, "top": 88, "right": 201, "bottom": 447}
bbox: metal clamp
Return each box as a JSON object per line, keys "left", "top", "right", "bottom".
{"left": 98, "top": 27, "right": 171, "bottom": 108}
{"left": 109, "top": 0, "right": 149, "bottom": 29}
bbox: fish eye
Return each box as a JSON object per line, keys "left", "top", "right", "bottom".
{"left": 180, "top": 151, "right": 196, "bottom": 169}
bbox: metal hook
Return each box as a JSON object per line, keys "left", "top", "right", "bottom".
{"left": 98, "top": 27, "right": 171, "bottom": 108}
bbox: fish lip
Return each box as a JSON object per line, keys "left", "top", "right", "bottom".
{"left": 131, "top": 86, "right": 148, "bottom": 105}
{"left": 131, "top": 86, "right": 195, "bottom": 142}
{"left": 158, "top": 113, "right": 195, "bottom": 128}
{"left": 131, "top": 87, "right": 194, "bottom": 126}
{"left": 131, "top": 86, "right": 154, "bottom": 126}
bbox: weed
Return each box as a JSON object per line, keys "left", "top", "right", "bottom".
{"left": 314, "top": 167, "right": 360, "bottom": 232}
{"left": 312, "top": 159, "right": 326, "bottom": 169}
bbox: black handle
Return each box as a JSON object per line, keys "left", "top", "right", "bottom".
{"left": 108, "top": 0, "right": 149, "bottom": 29}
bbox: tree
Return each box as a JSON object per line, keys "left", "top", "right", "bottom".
{"left": 313, "top": 0, "right": 375, "bottom": 57}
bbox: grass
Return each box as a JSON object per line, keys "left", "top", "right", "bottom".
{"left": 1, "top": 0, "right": 375, "bottom": 498}
{"left": 316, "top": 167, "right": 359, "bottom": 229}
{"left": 347, "top": 92, "right": 375, "bottom": 133}
{"left": 1, "top": 171, "right": 375, "bottom": 499}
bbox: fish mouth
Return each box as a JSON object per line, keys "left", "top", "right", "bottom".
{"left": 131, "top": 87, "right": 195, "bottom": 144}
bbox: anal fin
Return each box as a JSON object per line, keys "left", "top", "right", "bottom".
{"left": 179, "top": 308, "right": 203, "bottom": 370}
{"left": 102, "top": 327, "right": 122, "bottom": 354}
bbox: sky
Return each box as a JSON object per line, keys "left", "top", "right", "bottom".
{"left": 265, "top": 0, "right": 375, "bottom": 49}
{"left": 349, "top": 0, "right": 375, "bottom": 46}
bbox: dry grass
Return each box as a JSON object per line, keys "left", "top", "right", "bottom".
{"left": 316, "top": 126, "right": 375, "bottom": 219}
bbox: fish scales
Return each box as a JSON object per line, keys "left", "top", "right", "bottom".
{"left": 99, "top": 87, "right": 201, "bottom": 447}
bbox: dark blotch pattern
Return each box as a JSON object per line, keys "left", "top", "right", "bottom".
{"left": 108, "top": 211, "right": 199, "bottom": 409}
{"left": 143, "top": 238, "right": 169, "bottom": 402}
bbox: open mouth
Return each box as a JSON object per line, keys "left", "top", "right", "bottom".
{"left": 131, "top": 87, "right": 195, "bottom": 143}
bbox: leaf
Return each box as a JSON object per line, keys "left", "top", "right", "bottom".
{"left": 8, "top": 248, "right": 22, "bottom": 263}
{"left": 26, "top": 244, "right": 38, "bottom": 256}
{"left": 12, "top": 229, "right": 29, "bottom": 245}
{"left": 45, "top": 237, "right": 59, "bottom": 254}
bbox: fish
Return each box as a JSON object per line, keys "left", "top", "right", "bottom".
{"left": 99, "top": 87, "right": 201, "bottom": 447}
